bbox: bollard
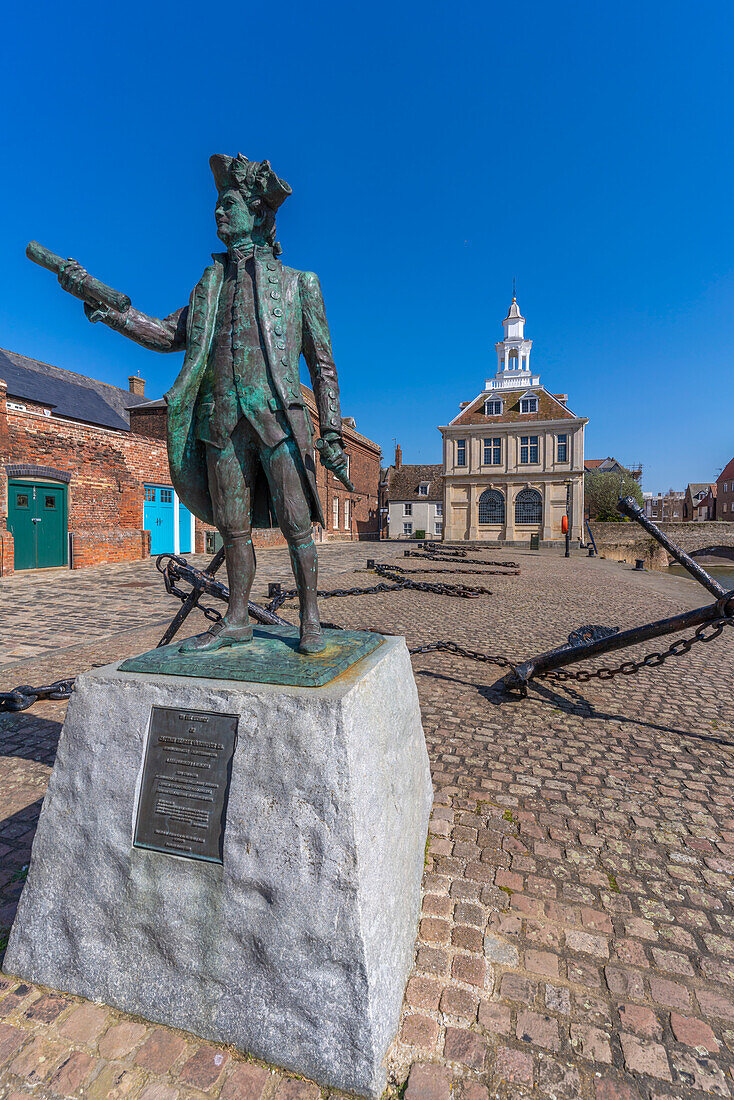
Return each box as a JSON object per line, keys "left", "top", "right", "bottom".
{"left": 268, "top": 582, "right": 282, "bottom": 597}
{"left": 635, "top": 559, "right": 645, "bottom": 571}
{"left": 588, "top": 548, "right": 595, "bottom": 557}
{"left": 366, "top": 559, "right": 375, "bottom": 569}
{"left": 404, "top": 550, "right": 411, "bottom": 556}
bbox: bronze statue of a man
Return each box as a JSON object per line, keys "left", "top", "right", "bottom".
{"left": 61, "top": 154, "right": 350, "bottom": 654}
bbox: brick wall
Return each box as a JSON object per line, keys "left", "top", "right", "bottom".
{"left": 1, "top": 378, "right": 381, "bottom": 573}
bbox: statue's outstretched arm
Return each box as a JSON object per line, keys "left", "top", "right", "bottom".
{"left": 59, "top": 258, "right": 188, "bottom": 352}
{"left": 85, "top": 301, "right": 189, "bottom": 353}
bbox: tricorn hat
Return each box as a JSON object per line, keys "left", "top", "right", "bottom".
{"left": 209, "top": 153, "right": 292, "bottom": 212}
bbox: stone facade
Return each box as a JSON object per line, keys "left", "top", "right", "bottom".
{"left": 439, "top": 299, "right": 587, "bottom": 544}
{"left": 0, "top": 347, "right": 381, "bottom": 573}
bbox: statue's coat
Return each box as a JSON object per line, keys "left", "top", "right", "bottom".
{"left": 163, "top": 252, "right": 339, "bottom": 529}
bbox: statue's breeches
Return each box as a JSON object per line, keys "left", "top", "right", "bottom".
{"left": 206, "top": 417, "right": 311, "bottom": 542}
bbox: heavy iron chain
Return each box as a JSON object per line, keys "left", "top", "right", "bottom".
{"left": 0, "top": 679, "right": 75, "bottom": 713}
{"left": 538, "top": 615, "right": 734, "bottom": 683}
{"left": 404, "top": 550, "right": 520, "bottom": 568}
{"left": 385, "top": 563, "right": 520, "bottom": 577}
{"left": 264, "top": 562, "right": 496, "bottom": 614}
{"left": 407, "top": 639, "right": 515, "bottom": 668}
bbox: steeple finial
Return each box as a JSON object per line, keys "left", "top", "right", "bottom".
{"left": 512, "top": 276, "right": 516, "bottom": 302}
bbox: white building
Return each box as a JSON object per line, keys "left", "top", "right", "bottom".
{"left": 439, "top": 296, "right": 588, "bottom": 544}
{"left": 384, "top": 452, "right": 444, "bottom": 540}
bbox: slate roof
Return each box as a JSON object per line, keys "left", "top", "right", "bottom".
{"left": 387, "top": 463, "right": 443, "bottom": 502}
{"left": 0, "top": 347, "right": 150, "bottom": 432}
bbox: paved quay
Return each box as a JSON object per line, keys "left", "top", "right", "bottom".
{"left": 0, "top": 543, "right": 733, "bottom": 1099}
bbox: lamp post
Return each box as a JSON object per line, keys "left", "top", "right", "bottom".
{"left": 564, "top": 479, "right": 572, "bottom": 558}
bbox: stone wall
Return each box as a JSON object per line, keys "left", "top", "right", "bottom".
{"left": 590, "top": 520, "right": 734, "bottom": 569}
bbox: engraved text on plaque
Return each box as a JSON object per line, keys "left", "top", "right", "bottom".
{"left": 134, "top": 706, "right": 238, "bottom": 863}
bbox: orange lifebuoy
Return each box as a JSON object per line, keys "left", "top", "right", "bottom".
{"left": 561, "top": 515, "right": 569, "bottom": 534}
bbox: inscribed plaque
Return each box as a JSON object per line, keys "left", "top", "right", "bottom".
{"left": 134, "top": 705, "right": 238, "bottom": 863}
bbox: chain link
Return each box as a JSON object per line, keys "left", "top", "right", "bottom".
{"left": 404, "top": 550, "right": 520, "bottom": 568}
{"left": 538, "top": 616, "right": 734, "bottom": 683}
{"left": 0, "top": 679, "right": 75, "bottom": 713}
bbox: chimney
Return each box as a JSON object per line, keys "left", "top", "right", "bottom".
{"left": 395, "top": 443, "right": 402, "bottom": 469}
{"left": 129, "top": 375, "right": 146, "bottom": 397}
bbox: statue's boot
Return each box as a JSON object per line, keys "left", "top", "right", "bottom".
{"left": 289, "top": 532, "right": 325, "bottom": 655}
{"left": 179, "top": 619, "right": 253, "bottom": 653}
{"left": 180, "top": 529, "right": 255, "bottom": 653}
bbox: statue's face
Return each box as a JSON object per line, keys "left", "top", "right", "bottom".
{"left": 214, "top": 187, "right": 259, "bottom": 245}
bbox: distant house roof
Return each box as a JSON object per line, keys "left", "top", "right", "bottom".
{"left": 686, "top": 483, "right": 710, "bottom": 497}
{"left": 718, "top": 457, "right": 734, "bottom": 484}
{"left": 0, "top": 347, "right": 150, "bottom": 432}
{"left": 387, "top": 463, "right": 443, "bottom": 502}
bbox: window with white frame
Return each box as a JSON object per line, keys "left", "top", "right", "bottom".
{"left": 435, "top": 502, "right": 443, "bottom": 516}
{"left": 483, "top": 437, "right": 501, "bottom": 465}
{"left": 403, "top": 522, "right": 412, "bottom": 536}
{"left": 520, "top": 397, "right": 538, "bottom": 414}
{"left": 520, "top": 435, "right": 539, "bottom": 464}
{"left": 418, "top": 482, "right": 429, "bottom": 495}
{"left": 484, "top": 399, "right": 502, "bottom": 416}
{"left": 332, "top": 498, "right": 339, "bottom": 529}
{"left": 557, "top": 433, "right": 568, "bottom": 462}
{"left": 404, "top": 502, "right": 413, "bottom": 516}
{"left": 434, "top": 521, "right": 442, "bottom": 535}
{"left": 344, "top": 499, "right": 350, "bottom": 529}
{"left": 456, "top": 439, "right": 467, "bottom": 466}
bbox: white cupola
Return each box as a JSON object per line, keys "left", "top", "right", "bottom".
{"left": 485, "top": 291, "right": 540, "bottom": 391}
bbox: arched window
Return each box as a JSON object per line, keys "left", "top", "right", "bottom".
{"left": 515, "top": 488, "right": 542, "bottom": 525}
{"left": 478, "top": 489, "right": 505, "bottom": 525}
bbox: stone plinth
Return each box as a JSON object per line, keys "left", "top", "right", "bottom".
{"left": 4, "top": 634, "right": 432, "bottom": 1098}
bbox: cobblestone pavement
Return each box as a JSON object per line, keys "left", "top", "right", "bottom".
{"left": 1, "top": 544, "right": 733, "bottom": 1099}
{"left": 0, "top": 540, "right": 388, "bottom": 668}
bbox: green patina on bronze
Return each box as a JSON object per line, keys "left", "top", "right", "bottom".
{"left": 40, "top": 152, "right": 355, "bottom": 659}
{"left": 119, "top": 626, "right": 384, "bottom": 688}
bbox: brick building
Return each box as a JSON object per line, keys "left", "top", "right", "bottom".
{"left": 643, "top": 489, "right": 684, "bottom": 522}
{"left": 682, "top": 482, "right": 710, "bottom": 521}
{"left": 717, "top": 457, "right": 734, "bottom": 521}
{"left": 0, "top": 346, "right": 380, "bottom": 574}
{"left": 440, "top": 297, "right": 587, "bottom": 544}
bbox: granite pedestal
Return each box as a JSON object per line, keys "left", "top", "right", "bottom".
{"left": 4, "top": 629, "right": 432, "bottom": 1098}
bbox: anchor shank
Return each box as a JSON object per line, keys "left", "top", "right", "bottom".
{"left": 618, "top": 496, "right": 727, "bottom": 599}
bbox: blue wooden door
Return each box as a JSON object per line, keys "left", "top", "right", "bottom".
{"left": 144, "top": 485, "right": 175, "bottom": 555}
{"left": 178, "top": 500, "right": 192, "bottom": 554}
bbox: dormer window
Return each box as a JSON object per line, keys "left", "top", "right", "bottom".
{"left": 418, "top": 483, "right": 429, "bottom": 496}
{"left": 485, "top": 399, "right": 503, "bottom": 416}
{"left": 520, "top": 397, "right": 538, "bottom": 414}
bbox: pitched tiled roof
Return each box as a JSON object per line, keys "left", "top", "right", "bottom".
{"left": 453, "top": 387, "right": 575, "bottom": 425}
{"left": 387, "top": 463, "right": 443, "bottom": 501}
{"left": 0, "top": 347, "right": 149, "bottom": 431}
{"left": 717, "top": 457, "right": 734, "bottom": 483}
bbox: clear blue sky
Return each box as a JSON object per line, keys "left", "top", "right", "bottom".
{"left": 2, "top": 1, "right": 732, "bottom": 493}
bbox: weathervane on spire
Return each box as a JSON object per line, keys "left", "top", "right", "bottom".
{"left": 512, "top": 276, "right": 516, "bottom": 302}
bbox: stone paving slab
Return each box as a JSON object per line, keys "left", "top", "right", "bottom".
{"left": 0, "top": 545, "right": 733, "bottom": 1097}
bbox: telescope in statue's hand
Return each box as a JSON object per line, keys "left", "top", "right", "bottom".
{"left": 26, "top": 241, "right": 131, "bottom": 321}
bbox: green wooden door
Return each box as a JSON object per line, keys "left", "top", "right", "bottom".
{"left": 8, "top": 480, "right": 67, "bottom": 569}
